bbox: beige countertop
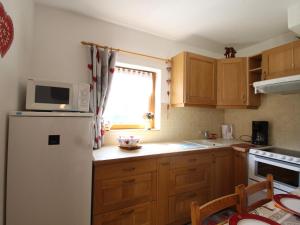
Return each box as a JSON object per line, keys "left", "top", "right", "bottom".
{"left": 93, "top": 139, "right": 250, "bottom": 164}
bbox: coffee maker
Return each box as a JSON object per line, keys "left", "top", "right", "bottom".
{"left": 252, "top": 121, "right": 268, "bottom": 145}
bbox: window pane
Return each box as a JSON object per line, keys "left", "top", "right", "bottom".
{"left": 104, "top": 68, "right": 153, "bottom": 125}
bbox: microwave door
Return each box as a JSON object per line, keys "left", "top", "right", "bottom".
{"left": 27, "top": 81, "right": 74, "bottom": 111}
{"left": 35, "top": 86, "right": 70, "bottom": 103}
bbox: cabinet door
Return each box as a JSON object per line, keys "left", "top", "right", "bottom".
{"left": 234, "top": 151, "right": 248, "bottom": 186}
{"left": 169, "top": 164, "right": 211, "bottom": 195}
{"left": 262, "top": 43, "right": 294, "bottom": 80}
{"left": 93, "top": 173, "right": 156, "bottom": 214}
{"left": 217, "top": 58, "right": 247, "bottom": 106}
{"left": 93, "top": 202, "right": 155, "bottom": 225}
{"left": 185, "top": 53, "right": 217, "bottom": 105}
{"left": 293, "top": 40, "right": 300, "bottom": 74}
{"left": 168, "top": 188, "right": 209, "bottom": 224}
{"left": 157, "top": 158, "right": 171, "bottom": 225}
{"left": 213, "top": 150, "right": 234, "bottom": 198}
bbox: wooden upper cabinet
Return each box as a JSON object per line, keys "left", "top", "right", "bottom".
{"left": 217, "top": 57, "right": 247, "bottom": 107}
{"left": 171, "top": 52, "right": 217, "bottom": 107}
{"left": 293, "top": 40, "right": 300, "bottom": 74}
{"left": 262, "top": 40, "right": 300, "bottom": 80}
{"left": 262, "top": 43, "right": 294, "bottom": 80}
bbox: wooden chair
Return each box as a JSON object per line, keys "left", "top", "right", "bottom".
{"left": 191, "top": 186, "right": 243, "bottom": 225}
{"left": 241, "top": 174, "right": 274, "bottom": 212}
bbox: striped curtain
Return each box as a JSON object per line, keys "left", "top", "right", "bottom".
{"left": 88, "top": 46, "right": 117, "bottom": 149}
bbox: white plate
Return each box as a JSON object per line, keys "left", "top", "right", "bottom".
{"left": 280, "top": 198, "right": 300, "bottom": 213}
{"left": 238, "top": 219, "right": 269, "bottom": 225}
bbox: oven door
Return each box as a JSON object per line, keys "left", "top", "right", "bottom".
{"left": 249, "top": 154, "right": 300, "bottom": 193}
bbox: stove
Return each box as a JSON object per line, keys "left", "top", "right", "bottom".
{"left": 249, "top": 146, "right": 300, "bottom": 165}
{"left": 249, "top": 146, "right": 300, "bottom": 193}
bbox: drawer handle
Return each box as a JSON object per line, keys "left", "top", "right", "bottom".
{"left": 160, "top": 162, "right": 170, "bottom": 166}
{"left": 188, "top": 158, "right": 197, "bottom": 162}
{"left": 123, "top": 179, "right": 135, "bottom": 184}
{"left": 123, "top": 167, "right": 136, "bottom": 172}
{"left": 121, "top": 209, "right": 134, "bottom": 215}
{"left": 187, "top": 193, "right": 197, "bottom": 198}
{"left": 188, "top": 168, "right": 197, "bottom": 172}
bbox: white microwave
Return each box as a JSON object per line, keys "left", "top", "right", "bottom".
{"left": 26, "top": 79, "right": 90, "bottom": 112}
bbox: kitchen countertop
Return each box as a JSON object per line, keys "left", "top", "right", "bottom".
{"left": 93, "top": 139, "right": 252, "bottom": 164}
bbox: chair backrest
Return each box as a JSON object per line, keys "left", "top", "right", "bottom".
{"left": 242, "top": 174, "right": 274, "bottom": 212}
{"left": 191, "top": 186, "right": 243, "bottom": 225}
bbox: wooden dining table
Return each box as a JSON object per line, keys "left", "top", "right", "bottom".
{"left": 223, "top": 188, "right": 300, "bottom": 225}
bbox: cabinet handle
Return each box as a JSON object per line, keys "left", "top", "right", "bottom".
{"left": 212, "top": 154, "right": 216, "bottom": 163}
{"left": 121, "top": 209, "right": 134, "bottom": 215}
{"left": 242, "top": 94, "right": 246, "bottom": 103}
{"left": 187, "top": 193, "right": 197, "bottom": 198}
{"left": 160, "top": 162, "right": 170, "bottom": 166}
{"left": 262, "top": 71, "right": 266, "bottom": 80}
{"left": 188, "top": 168, "right": 197, "bottom": 172}
{"left": 123, "top": 179, "right": 135, "bottom": 184}
{"left": 123, "top": 167, "right": 135, "bottom": 172}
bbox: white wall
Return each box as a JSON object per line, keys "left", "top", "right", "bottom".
{"left": 237, "top": 32, "right": 298, "bottom": 56}
{"left": 32, "top": 5, "right": 225, "bottom": 145}
{"left": 33, "top": 4, "right": 222, "bottom": 103}
{"left": 0, "top": 0, "right": 35, "bottom": 224}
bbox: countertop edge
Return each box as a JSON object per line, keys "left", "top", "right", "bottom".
{"left": 93, "top": 146, "right": 234, "bottom": 165}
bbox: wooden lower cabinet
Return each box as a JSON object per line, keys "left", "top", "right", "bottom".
{"left": 234, "top": 151, "right": 248, "bottom": 186}
{"left": 93, "top": 173, "right": 156, "bottom": 213}
{"left": 212, "top": 149, "right": 234, "bottom": 199}
{"left": 93, "top": 148, "right": 236, "bottom": 225}
{"left": 168, "top": 188, "right": 209, "bottom": 224}
{"left": 169, "top": 164, "right": 211, "bottom": 195}
{"left": 93, "top": 202, "right": 156, "bottom": 225}
{"left": 157, "top": 152, "right": 214, "bottom": 225}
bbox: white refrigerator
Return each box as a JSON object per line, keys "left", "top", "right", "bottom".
{"left": 6, "top": 111, "right": 94, "bottom": 225}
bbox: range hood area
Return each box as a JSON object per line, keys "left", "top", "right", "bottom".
{"left": 253, "top": 74, "right": 300, "bottom": 94}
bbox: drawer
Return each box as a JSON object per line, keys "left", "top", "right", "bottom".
{"left": 170, "top": 152, "right": 212, "bottom": 169}
{"left": 168, "top": 188, "right": 209, "bottom": 224}
{"left": 94, "top": 159, "right": 157, "bottom": 180}
{"left": 93, "top": 173, "right": 157, "bottom": 214}
{"left": 93, "top": 202, "right": 155, "bottom": 225}
{"left": 169, "top": 163, "right": 211, "bottom": 195}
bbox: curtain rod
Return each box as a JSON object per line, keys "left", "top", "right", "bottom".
{"left": 81, "top": 41, "right": 170, "bottom": 63}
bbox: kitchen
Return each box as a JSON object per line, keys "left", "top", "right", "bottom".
{"left": 1, "top": 0, "right": 300, "bottom": 225}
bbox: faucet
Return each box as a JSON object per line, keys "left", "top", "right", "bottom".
{"left": 203, "top": 130, "right": 210, "bottom": 139}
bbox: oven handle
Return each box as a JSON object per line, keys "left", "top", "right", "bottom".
{"left": 253, "top": 155, "right": 300, "bottom": 172}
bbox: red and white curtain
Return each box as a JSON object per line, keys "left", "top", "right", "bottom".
{"left": 88, "top": 46, "right": 117, "bottom": 149}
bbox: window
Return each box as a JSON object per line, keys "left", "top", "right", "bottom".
{"left": 103, "top": 66, "right": 156, "bottom": 129}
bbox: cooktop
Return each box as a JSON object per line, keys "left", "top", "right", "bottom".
{"left": 260, "top": 147, "right": 300, "bottom": 157}
{"left": 249, "top": 146, "right": 300, "bottom": 164}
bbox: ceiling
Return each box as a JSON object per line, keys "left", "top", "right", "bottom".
{"left": 34, "top": 0, "right": 299, "bottom": 50}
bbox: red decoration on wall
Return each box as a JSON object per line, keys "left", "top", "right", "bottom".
{"left": 0, "top": 2, "right": 14, "bottom": 58}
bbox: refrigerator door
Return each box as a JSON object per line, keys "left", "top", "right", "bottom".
{"left": 6, "top": 116, "right": 93, "bottom": 225}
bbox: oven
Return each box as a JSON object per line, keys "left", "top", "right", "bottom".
{"left": 248, "top": 153, "right": 300, "bottom": 193}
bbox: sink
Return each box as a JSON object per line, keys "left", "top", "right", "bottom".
{"left": 185, "top": 140, "right": 226, "bottom": 147}
{"left": 168, "top": 142, "right": 208, "bottom": 150}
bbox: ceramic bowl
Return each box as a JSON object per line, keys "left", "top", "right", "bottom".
{"left": 118, "top": 136, "right": 140, "bottom": 147}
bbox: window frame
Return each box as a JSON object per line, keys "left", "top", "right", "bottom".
{"left": 109, "top": 66, "right": 156, "bottom": 130}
